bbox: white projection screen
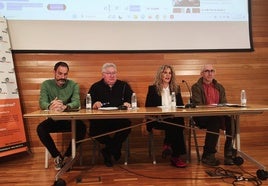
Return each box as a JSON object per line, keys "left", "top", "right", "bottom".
{"left": 0, "top": 0, "right": 253, "bottom": 52}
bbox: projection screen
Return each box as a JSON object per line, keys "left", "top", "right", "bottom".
{"left": 0, "top": 0, "right": 253, "bottom": 51}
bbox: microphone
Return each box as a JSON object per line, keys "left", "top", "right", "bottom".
{"left": 182, "top": 80, "right": 196, "bottom": 108}
{"left": 121, "top": 82, "right": 126, "bottom": 102}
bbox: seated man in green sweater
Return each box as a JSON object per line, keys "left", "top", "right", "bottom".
{"left": 37, "top": 61, "right": 86, "bottom": 170}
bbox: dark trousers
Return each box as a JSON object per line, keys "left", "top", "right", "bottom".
{"left": 37, "top": 118, "right": 86, "bottom": 158}
{"left": 89, "top": 119, "right": 131, "bottom": 154}
{"left": 147, "top": 117, "right": 186, "bottom": 157}
{"left": 193, "top": 116, "right": 233, "bottom": 154}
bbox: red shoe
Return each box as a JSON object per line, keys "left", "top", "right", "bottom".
{"left": 162, "top": 144, "right": 172, "bottom": 159}
{"left": 171, "top": 157, "right": 187, "bottom": 168}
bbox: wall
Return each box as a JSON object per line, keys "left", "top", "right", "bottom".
{"left": 13, "top": 0, "right": 268, "bottom": 151}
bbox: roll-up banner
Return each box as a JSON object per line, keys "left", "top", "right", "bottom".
{"left": 0, "top": 17, "right": 28, "bottom": 157}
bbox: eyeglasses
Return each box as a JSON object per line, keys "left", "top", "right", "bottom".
{"left": 103, "top": 72, "right": 117, "bottom": 75}
{"left": 203, "top": 69, "right": 215, "bottom": 73}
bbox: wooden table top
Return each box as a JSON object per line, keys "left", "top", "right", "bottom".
{"left": 23, "top": 105, "right": 268, "bottom": 120}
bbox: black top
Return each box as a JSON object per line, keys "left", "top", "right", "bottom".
{"left": 145, "top": 85, "right": 184, "bottom": 125}
{"left": 145, "top": 85, "right": 184, "bottom": 107}
{"left": 89, "top": 79, "right": 133, "bottom": 107}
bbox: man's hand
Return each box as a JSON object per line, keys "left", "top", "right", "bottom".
{"left": 49, "top": 98, "right": 65, "bottom": 111}
{"left": 92, "top": 101, "right": 102, "bottom": 109}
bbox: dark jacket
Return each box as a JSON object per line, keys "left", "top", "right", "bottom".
{"left": 145, "top": 85, "right": 184, "bottom": 129}
{"left": 89, "top": 79, "right": 133, "bottom": 107}
{"left": 191, "top": 77, "right": 227, "bottom": 105}
{"left": 89, "top": 79, "right": 133, "bottom": 125}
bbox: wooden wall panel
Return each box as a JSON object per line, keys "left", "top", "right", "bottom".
{"left": 12, "top": 0, "right": 268, "bottom": 151}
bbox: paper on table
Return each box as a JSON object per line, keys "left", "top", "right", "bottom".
{"left": 98, "top": 107, "right": 118, "bottom": 110}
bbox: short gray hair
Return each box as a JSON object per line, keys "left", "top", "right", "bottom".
{"left": 201, "top": 64, "right": 214, "bottom": 73}
{"left": 102, "top": 63, "right": 117, "bottom": 73}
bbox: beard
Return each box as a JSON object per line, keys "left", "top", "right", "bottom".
{"left": 57, "top": 79, "right": 67, "bottom": 86}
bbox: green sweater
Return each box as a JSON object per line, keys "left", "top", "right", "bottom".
{"left": 39, "top": 79, "right": 81, "bottom": 110}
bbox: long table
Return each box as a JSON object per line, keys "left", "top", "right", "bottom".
{"left": 23, "top": 105, "right": 268, "bottom": 181}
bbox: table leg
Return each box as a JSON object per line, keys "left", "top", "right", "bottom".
{"left": 235, "top": 115, "right": 241, "bottom": 150}
{"left": 71, "top": 119, "right": 76, "bottom": 158}
{"left": 54, "top": 119, "right": 77, "bottom": 182}
{"left": 234, "top": 115, "right": 266, "bottom": 170}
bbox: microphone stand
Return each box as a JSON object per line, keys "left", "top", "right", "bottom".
{"left": 181, "top": 80, "right": 200, "bottom": 162}
{"left": 182, "top": 80, "right": 196, "bottom": 108}
{"left": 187, "top": 116, "right": 201, "bottom": 163}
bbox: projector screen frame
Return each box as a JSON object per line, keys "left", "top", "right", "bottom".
{"left": 3, "top": 0, "right": 253, "bottom": 53}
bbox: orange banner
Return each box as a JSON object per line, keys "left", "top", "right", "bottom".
{"left": 0, "top": 99, "right": 28, "bottom": 157}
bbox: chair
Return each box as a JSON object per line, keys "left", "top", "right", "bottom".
{"left": 187, "top": 117, "right": 223, "bottom": 163}
{"left": 44, "top": 146, "right": 83, "bottom": 169}
{"left": 148, "top": 130, "right": 157, "bottom": 164}
{"left": 91, "top": 136, "right": 130, "bottom": 165}
{"left": 147, "top": 118, "right": 204, "bottom": 164}
{"left": 44, "top": 132, "right": 83, "bottom": 168}
{"left": 147, "top": 129, "right": 165, "bottom": 164}
{"left": 187, "top": 117, "right": 202, "bottom": 163}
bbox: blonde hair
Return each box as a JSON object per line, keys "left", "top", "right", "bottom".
{"left": 153, "top": 65, "right": 179, "bottom": 96}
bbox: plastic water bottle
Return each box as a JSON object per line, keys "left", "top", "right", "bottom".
{"left": 86, "top": 93, "right": 92, "bottom": 109}
{"left": 131, "top": 93, "right": 137, "bottom": 109}
{"left": 171, "top": 92, "right": 176, "bottom": 107}
{"left": 240, "top": 90, "right": 247, "bottom": 106}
